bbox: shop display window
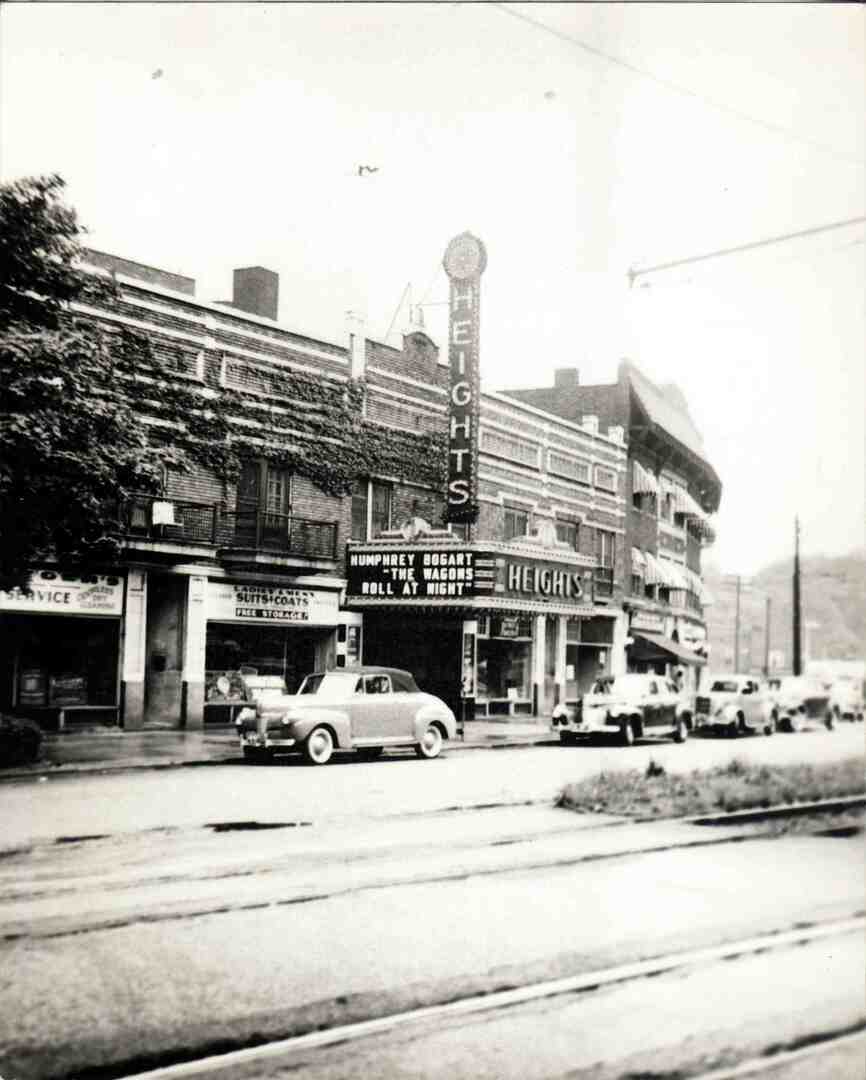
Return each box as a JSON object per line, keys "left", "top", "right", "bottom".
{"left": 9, "top": 617, "right": 119, "bottom": 709}
{"left": 477, "top": 638, "right": 531, "bottom": 703}
{"left": 205, "top": 623, "right": 320, "bottom": 701}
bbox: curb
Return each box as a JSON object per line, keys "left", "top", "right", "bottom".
{"left": 0, "top": 734, "right": 554, "bottom": 781}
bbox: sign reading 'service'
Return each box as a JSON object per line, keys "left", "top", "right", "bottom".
{"left": 442, "top": 232, "right": 486, "bottom": 524}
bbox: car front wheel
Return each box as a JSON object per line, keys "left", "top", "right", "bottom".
{"left": 416, "top": 724, "right": 443, "bottom": 759}
{"left": 303, "top": 726, "right": 335, "bottom": 765}
{"left": 673, "top": 718, "right": 688, "bottom": 743}
{"left": 619, "top": 720, "right": 635, "bottom": 747}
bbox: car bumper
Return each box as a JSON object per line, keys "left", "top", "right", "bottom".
{"left": 240, "top": 733, "right": 297, "bottom": 751}
{"left": 553, "top": 719, "right": 621, "bottom": 736}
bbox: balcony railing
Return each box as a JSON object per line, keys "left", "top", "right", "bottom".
{"left": 593, "top": 566, "right": 614, "bottom": 599}
{"left": 119, "top": 496, "right": 338, "bottom": 560}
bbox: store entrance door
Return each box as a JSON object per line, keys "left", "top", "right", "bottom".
{"left": 361, "top": 613, "right": 463, "bottom": 719}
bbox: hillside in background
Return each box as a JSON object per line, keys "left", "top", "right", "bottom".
{"left": 703, "top": 550, "right": 865, "bottom": 672}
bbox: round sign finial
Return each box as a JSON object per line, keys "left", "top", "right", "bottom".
{"left": 443, "top": 232, "right": 487, "bottom": 280}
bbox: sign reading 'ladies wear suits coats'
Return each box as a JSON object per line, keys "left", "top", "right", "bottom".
{"left": 206, "top": 581, "right": 339, "bottom": 625}
{"left": 442, "top": 232, "right": 486, "bottom": 525}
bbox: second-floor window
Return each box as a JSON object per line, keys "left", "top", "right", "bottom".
{"left": 555, "top": 519, "right": 579, "bottom": 550}
{"left": 595, "top": 529, "right": 616, "bottom": 568}
{"left": 504, "top": 506, "right": 529, "bottom": 541}
{"left": 351, "top": 480, "right": 392, "bottom": 540}
{"left": 237, "top": 461, "right": 291, "bottom": 521}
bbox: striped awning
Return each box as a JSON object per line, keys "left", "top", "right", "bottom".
{"left": 642, "top": 551, "right": 663, "bottom": 585}
{"left": 673, "top": 488, "right": 704, "bottom": 518}
{"left": 658, "top": 557, "right": 689, "bottom": 590}
{"left": 632, "top": 461, "right": 658, "bottom": 495}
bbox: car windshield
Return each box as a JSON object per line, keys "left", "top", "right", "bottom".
{"left": 711, "top": 680, "right": 741, "bottom": 693}
{"left": 251, "top": 686, "right": 290, "bottom": 704}
{"left": 603, "top": 674, "right": 650, "bottom": 697}
{"left": 298, "top": 672, "right": 362, "bottom": 701}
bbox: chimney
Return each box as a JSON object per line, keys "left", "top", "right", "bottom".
{"left": 554, "top": 367, "right": 579, "bottom": 389}
{"left": 232, "top": 267, "right": 279, "bottom": 320}
{"left": 346, "top": 311, "right": 366, "bottom": 379}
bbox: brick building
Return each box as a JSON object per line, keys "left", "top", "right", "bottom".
{"left": 505, "top": 361, "right": 721, "bottom": 691}
{"left": 0, "top": 250, "right": 626, "bottom": 730}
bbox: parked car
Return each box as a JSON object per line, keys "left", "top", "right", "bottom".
{"left": 830, "top": 679, "right": 865, "bottom": 723}
{"left": 552, "top": 673, "right": 691, "bottom": 746}
{"left": 694, "top": 676, "right": 776, "bottom": 737}
{"left": 236, "top": 666, "right": 457, "bottom": 765}
{"left": 770, "top": 675, "right": 834, "bottom": 732}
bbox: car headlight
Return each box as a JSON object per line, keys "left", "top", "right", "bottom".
{"left": 236, "top": 707, "right": 255, "bottom": 725}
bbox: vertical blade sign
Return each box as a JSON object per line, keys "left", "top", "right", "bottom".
{"left": 442, "top": 232, "right": 487, "bottom": 524}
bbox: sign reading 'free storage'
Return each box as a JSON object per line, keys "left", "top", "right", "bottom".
{"left": 206, "top": 581, "right": 339, "bottom": 625}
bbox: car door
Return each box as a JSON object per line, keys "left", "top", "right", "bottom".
{"left": 352, "top": 674, "right": 404, "bottom": 745}
{"left": 644, "top": 679, "right": 661, "bottom": 729}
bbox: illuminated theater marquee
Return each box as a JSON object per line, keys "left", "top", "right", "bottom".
{"left": 442, "top": 232, "right": 487, "bottom": 524}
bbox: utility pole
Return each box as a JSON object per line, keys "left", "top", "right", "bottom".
{"left": 763, "top": 595, "right": 771, "bottom": 677}
{"left": 734, "top": 575, "right": 741, "bottom": 674}
{"left": 792, "top": 517, "right": 802, "bottom": 676}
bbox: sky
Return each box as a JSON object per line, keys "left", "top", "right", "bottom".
{"left": 1, "top": 2, "right": 864, "bottom": 575}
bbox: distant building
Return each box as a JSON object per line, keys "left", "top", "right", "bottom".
{"left": 504, "top": 361, "right": 722, "bottom": 692}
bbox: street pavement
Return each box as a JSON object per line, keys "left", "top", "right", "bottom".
{"left": 1, "top": 720, "right": 862, "bottom": 1079}
{"left": 0, "top": 718, "right": 552, "bottom": 779}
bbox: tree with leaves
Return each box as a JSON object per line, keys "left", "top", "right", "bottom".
{"left": 0, "top": 175, "right": 166, "bottom": 592}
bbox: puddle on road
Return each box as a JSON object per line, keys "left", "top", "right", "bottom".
{"left": 206, "top": 820, "right": 312, "bottom": 833}
{"left": 55, "top": 834, "right": 110, "bottom": 845}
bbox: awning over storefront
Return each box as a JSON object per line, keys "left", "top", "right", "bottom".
{"left": 630, "top": 631, "right": 707, "bottom": 666}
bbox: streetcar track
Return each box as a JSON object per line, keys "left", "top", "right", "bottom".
{"left": 4, "top": 816, "right": 863, "bottom": 942}
{"left": 0, "top": 828, "right": 781, "bottom": 941}
{"left": 73, "top": 915, "right": 863, "bottom": 1080}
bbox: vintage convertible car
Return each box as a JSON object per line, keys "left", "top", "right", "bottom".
{"left": 771, "top": 675, "right": 835, "bottom": 732}
{"left": 552, "top": 672, "right": 692, "bottom": 746}
{"left": 236, "top": 666, "right": 457, "bottom": 765}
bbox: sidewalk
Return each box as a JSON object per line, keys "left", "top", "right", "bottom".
{"left": 0, "top": 718, "right": 554, "bottom": 779}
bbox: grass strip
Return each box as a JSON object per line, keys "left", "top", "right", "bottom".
{"left": 556, "top": 756, "right": 866, "bottom": 820}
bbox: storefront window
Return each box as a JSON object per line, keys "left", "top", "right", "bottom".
{"left": 477, "top": 618, "right": 532, "bottom": 703}
{"left": 5, "top": 617, "right": 119, "bottom": 709}
{"left": 205, "top": 623, "right": 320, "bottom": 699}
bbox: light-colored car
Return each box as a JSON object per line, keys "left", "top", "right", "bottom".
{"left": 552, "top": 673, "right": 691, "bottom": 746}
{"left": 236, "top": 667, "right": 457, "bottom": 765}
{"left": 830, "top": 679, "right": 865, "bottom": 723}
{"left": 694, "top": 676, "right": 776, "bottom": 737}
{"left": 771, "top": 676, "right": 835, "bottom": 732}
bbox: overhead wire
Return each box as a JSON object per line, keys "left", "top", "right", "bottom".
{"left": 628, "top": 215, "right": 866, "bottom": 286}
{"left": 492, "top": 3, "right": 865, "bottom": 168}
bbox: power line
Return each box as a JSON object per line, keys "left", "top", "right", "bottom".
{"left": 384, "top": 281, "right": 411, "bottom": 344}
{"left": 492, "top": 3, "right": 865, "bottom": 168}
{"left": 628, "top": 215, "right": 866, "bottom": 286}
